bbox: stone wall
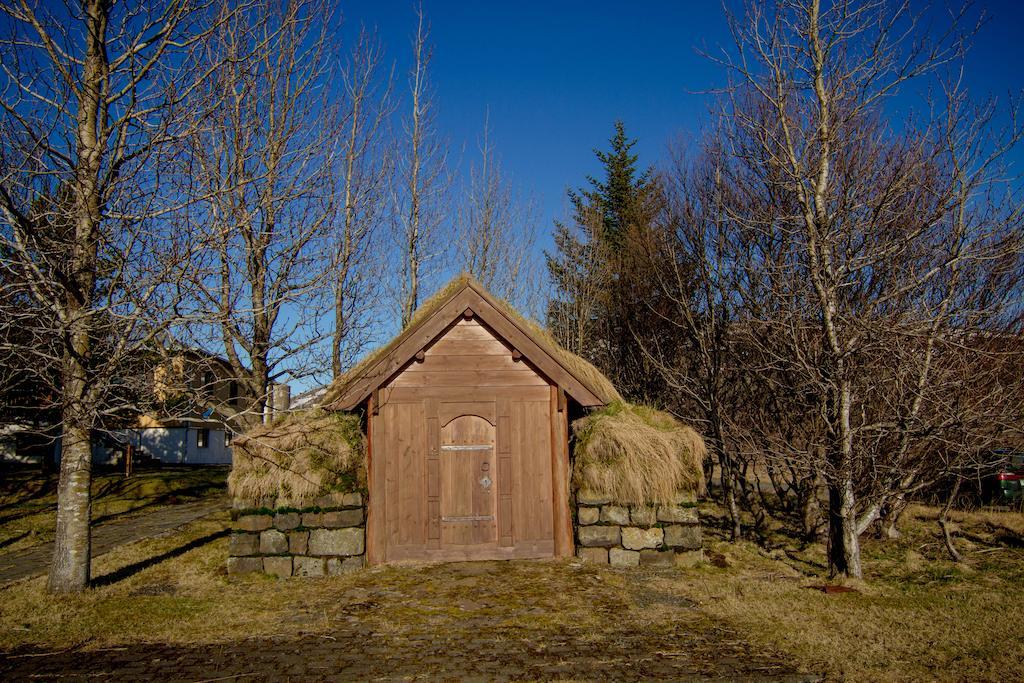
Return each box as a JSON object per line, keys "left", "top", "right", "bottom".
{"left": 227, "top": 488, "right": 700, "bottom": 575}
{"left": 574, "top": 491, "right": 702, "bottom": 568}
{"left": 227, "top": 492, "right": 366, "bottom": 578}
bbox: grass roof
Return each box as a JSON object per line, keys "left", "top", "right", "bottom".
{"left": 228, "top": 410, "right": 365, "bottom": 507}
{"left": 321, "top": 274, "right": 622, "bottom": 408}
{"left": 572, "top": 402, "right": 706, "bottom": 505}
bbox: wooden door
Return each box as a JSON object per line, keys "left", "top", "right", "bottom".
{"left": 440, "top": 413, "right": 497, "bottom": 548}
{"left": 371, "top": 396, "right": 562, "bottom": 563}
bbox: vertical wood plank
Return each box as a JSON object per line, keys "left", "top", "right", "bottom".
{"left": 426, "top": 398, "right": 440, "bottom": 547}
{"left": 551, "top": 387, "right": 573, "bottom": 557}
{"left": 533, "top": 400, "right": 554, "bottom": 538}
{"left": 400, "top": 402, "right": 426, "bottom": 546}
{"left": 366, "top": 395, "right": 384, "bottom": 565}
{"left": 497, "top": 397, "right": 513, "bottom": 547}
{"left": 385, "top": 402, "right": 400, "bottom": 550}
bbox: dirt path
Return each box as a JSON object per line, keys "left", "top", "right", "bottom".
{"left": 0, "top": 497, "right": 225, "bottom": 586}
{"left": 0, "top": 559, "right": 815, "bottom": 681}
{"left": 0, "top": 623, "right": 808, "bottom": 681}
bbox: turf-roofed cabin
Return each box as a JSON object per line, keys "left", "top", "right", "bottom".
{"left": 228, "top": 276, "right": 705, "bottom": 573}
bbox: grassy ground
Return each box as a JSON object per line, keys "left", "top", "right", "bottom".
{"left": 0, "top": 495, "right": 1020, "bottom": 680}
{"left": 0, "top": 467, "right": 227, "bottom": 553}
{"left": 0, "top": 510, "right": 673, "bottom": 650}
{"left": 675, "top": 502, "right": 1024, "bottom": 681}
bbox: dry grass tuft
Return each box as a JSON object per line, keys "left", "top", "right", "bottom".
{"left": 572, "top": 402, "right": 706, "bottom": 504}
{"left": 228, "top": 410, "right": 365, "bottom": 506}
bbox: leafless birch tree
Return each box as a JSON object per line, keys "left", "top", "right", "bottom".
{"left": 329, "top": 28, "right": 394, "bottom": 378}
{"left": 0, "top": 0, "right": 222, "bottom": 592}
{"left": 182, "top": 0, "right": 338, "bottom": 423}
{"left": 716, "top": 0, "right": 1023, "bottom": 577}
{"left": 393, "top": 4, "right": 450, "bottom": 327}
{"left": 456, "top": 111, "right": 541, "bottom": 313}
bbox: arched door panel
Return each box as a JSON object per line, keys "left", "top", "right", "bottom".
{"left": 440, "top": 413, "right": 496, "bottom": 546}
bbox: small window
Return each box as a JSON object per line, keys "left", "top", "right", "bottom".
{"left": 229, "top": 380, "right": 239, "bottom": 403}
{"left": 201, "top": 370, "right": 216, "bottom": 396}
{"left": 197, "top": 428, "right": 209, "bottom": 449}
{"left": 224, "top": 430, "right": 232, "bottom": 447}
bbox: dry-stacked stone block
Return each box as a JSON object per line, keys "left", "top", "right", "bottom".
{"left": 227, "top": 491, "right": 366, "bottom": 578}
{"left": 574, "top": 490, "right": 703, "bottom": 568}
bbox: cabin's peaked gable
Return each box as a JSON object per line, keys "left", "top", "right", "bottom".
{"left": 326, "top": 279, "right": 607, "bottom": 411}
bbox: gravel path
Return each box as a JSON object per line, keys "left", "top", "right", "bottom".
{"left": 0, "top": 623, "right": 812, "bottom": 681}
{"left": 0, "top": 497, "right": 226, "bottom": 586}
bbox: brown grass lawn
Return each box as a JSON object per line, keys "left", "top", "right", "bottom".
{"left": 0, "top": 467, "right": 227, "bottom": 553}
{"left": 0, "top": 496, "right": 1021, "bottom": 681}
{"left": 672, "top": 502, "right": 1024, "bottom": 681}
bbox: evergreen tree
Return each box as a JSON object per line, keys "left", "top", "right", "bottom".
{"left": 545, "top": 121, "right": 662, "bottom": 401}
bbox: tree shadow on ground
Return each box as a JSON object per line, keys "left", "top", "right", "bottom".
{"left": 90, "top": 486, "right": 225, "bottom": 527}
{"left": 0, "top": 531, "right": 32, "bottom": 551}
{"left": 0, "top": 472, "right": 58, "bottom": 520}
{"left": 90, "top": 528, "right": 229, "bottom": 588}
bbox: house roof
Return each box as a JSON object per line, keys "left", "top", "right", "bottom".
{"left": 323, "top": 275, "right": 621, "bottom": 411}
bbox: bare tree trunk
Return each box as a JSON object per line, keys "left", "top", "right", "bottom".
{"left": 331, "top": 280, "right": 349, "bottom": 378}
{"left": 710, "top": 415, "right": 741, "bottom": 540}
{"left": 827, "top": 475, "right": 862, "bottom": 578}
{"left": 400, "top": 11, "right": 426, "bottom": 328}
{"left": 49, "top": 417, "right": 93, "bottom": 591}
{"left": 331, "top": 30, "right": 391, "bottom": 377}
{"left": 395, "top": 5, "right": 449, "bottom": 327}
{"left": 878, "top": 493, "right": 909, "bottom": 540}
{"left": 939, "top": 477, "right": 964, "bottom": 564}
{"left": 46, "top": 0, "right": 107, "bottom": 592}
{"left": 795, "top": 473, "right": 823, "bottom": 541}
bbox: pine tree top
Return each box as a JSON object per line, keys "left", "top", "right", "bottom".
{"left": 567, "top": 120, "right": 651, "bottom": 247}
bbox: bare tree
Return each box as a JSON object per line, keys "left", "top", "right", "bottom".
{"left": 394, "top": 4, "right": 450, "bottom": 327}
{"left": 183, "top": 0, "right": 338, "bottom": 423}
{"left": 545, "top": 210, "right": 609, "bottom": 357}
{"left": 329, "top": 28, "right": 394, "bottom": 378}
{"left": 456, "top": 111, "right": 541, "bottom": 312}
{"left": 715, "top": 0, "right": 1023, "bottom": 577}
{"left": 634, "top": 139, "right": 746, "bottom": 540}
{"left": 0, "top": 0, "right": 221, "bottom": 592}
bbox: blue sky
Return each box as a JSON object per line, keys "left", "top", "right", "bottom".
{"left": 341, "top": 0, "right": 1024, "bottom": 255}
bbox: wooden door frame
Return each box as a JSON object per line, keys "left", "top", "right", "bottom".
{"left": 550, "top": 386, "right": 574, "bottom": 557}
{"left": 366, "top": 392, "right": 382, "bottom": 565}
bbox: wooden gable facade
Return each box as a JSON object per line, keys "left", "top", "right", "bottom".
{"left": 327, "top": 278, "right": 610, "bottom": 565}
